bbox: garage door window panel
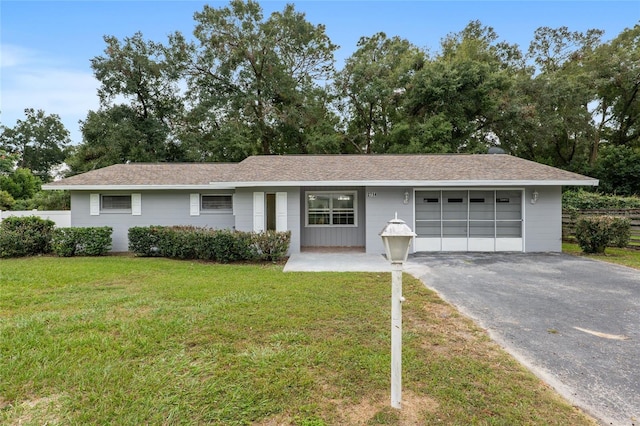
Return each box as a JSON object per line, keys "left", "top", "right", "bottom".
{"left": 496, "top": 190, "right": 522, "bottom": 238}
{"left": 443, "top": 191, "right": 467, "bottom": 221}
{"left": 469, "top": 191, "right": 495, "bottom": 237}
{"left": 441, "top": 191, "right": 467, "bottom": 237}
{"left": 415, "top": 191, "right": 441, "bottom": 237}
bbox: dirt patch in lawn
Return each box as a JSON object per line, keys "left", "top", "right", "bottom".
{"left": 339, "top": 390, "right": 439, "bottom": 425}
{"left": 3, "top": 394, "right": 64, "bottom": 426}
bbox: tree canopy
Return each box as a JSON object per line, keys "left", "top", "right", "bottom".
{"left": 0, "top": 108, "right": 70, "bottom": 182}
{"left": 5, "top": 0, "right": 636, "bottom": 195}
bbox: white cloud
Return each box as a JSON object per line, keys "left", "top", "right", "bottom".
{"left": 0, "top": 43, "right": 100, "bottom": 144}
{"left": 0, "top": 44, "right": 41, "bottom": 68}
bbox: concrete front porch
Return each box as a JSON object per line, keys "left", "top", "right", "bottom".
{"left": 283, "top": 251, "right": 391, "bottom": 272}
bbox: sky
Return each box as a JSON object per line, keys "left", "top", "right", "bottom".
{"left": 1, "top": 1, "right": 638, "bottom": 144}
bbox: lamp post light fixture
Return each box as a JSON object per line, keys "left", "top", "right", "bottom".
{"left": 531, "top": 190, "right": 539, "bottom": 204}
{"left": 379, "top": 213, "right": 416, "bottom": 409}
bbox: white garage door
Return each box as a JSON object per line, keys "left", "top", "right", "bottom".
{"left": 414, "top": 190, "right": 523, "bottom": 252}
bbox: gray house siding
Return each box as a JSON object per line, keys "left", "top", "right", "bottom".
{"left": 523, "top": 186, "right": 562, "bottom": 252}
{"left": 299, "top": 187, "right": 365, "bottom": 249}
{"left": 70, "top": 190, "right": 235, "bottom": 252}
{"left": 232, "top": 188, "right": 253, "bottom": 235}
{"left": 233, "top": 187, "right": 301, "bottom": 254}
{"left": 68, "top": 185, "right": 564, "bottom": 254}
{"left": 364, "top": 186, "right": 415, "bottom": 254}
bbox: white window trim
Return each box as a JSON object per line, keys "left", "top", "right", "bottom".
{"left": 100, "top": 194, "right": 133, "bottom": 214}
{"left": 191, "top": 193, "right": 233, "bottom": 216}
{"left": 305, "top": 190, "right": 358, "bottom": 228}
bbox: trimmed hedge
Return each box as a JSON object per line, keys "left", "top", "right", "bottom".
{"left": 52, "top": 227, "right": 113, "bottom": 257}
{"left": 563, "top": 189, "right": 640, "bottom": 211}
{"left": 0, "top": 216, "right": 55, "bottom": 258}
{"left": 128, "top": 226, "right": 166, "bottom": 257}
{"left": 128, "top": 226, "right": 291, "bottom": 263}
{"left": 575, "top": 215, "right": 631, "bottom": 254}
{"left": 253, "top": 230, "right": 291, "bottom": 261}
{"left": 608, "top": 217, "right": 632, "bottom": 249}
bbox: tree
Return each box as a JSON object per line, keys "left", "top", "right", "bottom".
{"left": 0, "top": 190, "right": 14, "bottom": 210}
{"left": 92, "top": 32, "right": 184, "bottom": 125}
{"left": 171, "top": 0, "right": 338, "bottom": 156}
{"left": 335, "top": 32, "right": 425, "bottom": 153}
{"left": 494, "top": 26, "right": 604, "bottom": 169}
{"left": 0, "top": 149, "right": 17, "bottom": 174}
{"left": 67, "top": 32, "right": 187, "bottom": 173}
{"left": 527, "top": 26, "right": 603, "bottom": 73}
{"left": 392, "top": 21, "right": 518, "bottom": 154}
{"left": 68, "top": 1, "right": 340, "bottom": 167}
{"left": 495, "top": 71, "right": 594, "bottom": 168}
{"left": 589, "top": 145, "right": 640, "bottom": 196}
{"left": 0, "top": 168, "right": 41, "bottom": 201}
{"left": 67, "top": 105, "right": 173, "bottom": 174}
{"left": 587, "top": 24, "right": 640, "bottom": 163}
{"left": 0, "top": 108, "right": 70, "bottom": 181}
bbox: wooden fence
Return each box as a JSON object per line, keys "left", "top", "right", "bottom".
{"left": 562, "top": 209, "right": 640, "bottom": 249}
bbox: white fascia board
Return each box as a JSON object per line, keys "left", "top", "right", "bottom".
{"left": 41, "top": 184, "right": 237, "bottom": 191}
{"left": 43, "top": 178, "right": 598, "bottom": 191}
{"left": 221, "top": 179, "right": 599, "bottom": 188}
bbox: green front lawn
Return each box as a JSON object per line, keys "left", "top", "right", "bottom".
{"left": 1, "top": 257, "right": 595, "bottom": 425}
{"left": 563, "top": 242, "right": 640, "bottom": 270}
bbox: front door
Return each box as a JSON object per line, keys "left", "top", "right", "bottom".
{"left": 266, "top": 193, "right": 276, "bottom": 231}
{"left": 253, "top": 191, "right": 288, "bottom": 233}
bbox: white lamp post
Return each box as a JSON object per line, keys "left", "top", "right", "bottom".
{"left": 379, "top": 213, "right": 416, "bottom": 409}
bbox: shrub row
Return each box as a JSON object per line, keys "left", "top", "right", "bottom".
{"left": 575, "top": 215, "right": 631, "bottom": 254}
{"left": 0, "top": 216, "right": 112, "bottom": 258}
{"left": 0, "top": 216, "right": 55, "bottom": 258}
{"left": 0, "top": 218, "right": 289, "bottom": 261}
{"left": 563, "top": 189, "right": 640, "bottom": 210}
{"left": 128, "top": 226, "right": 291, "bottom": 262}
{"left": 52, "top": 227, "right": 113, "bottom": 257}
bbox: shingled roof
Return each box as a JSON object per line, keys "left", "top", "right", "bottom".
{"left": 230, "top": 154, "right": 596, "bottom": 184}
{"left": 44, "top": 154, "right": 597, "bottom": 190}
{"left": 45, "top": 163, "right": 238, "bottom": 189}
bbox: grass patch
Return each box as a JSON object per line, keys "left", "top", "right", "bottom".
{"left": 563, "top": 242, "right": 640, "bottom": 270}
{"left": 1, "top": 257, "right": 595, "bottom": 425}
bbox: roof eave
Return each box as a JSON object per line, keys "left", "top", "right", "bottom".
{"left": 43, "top": 179, "right": 599, "bottom": 191}
{"left": 222, "top": 179, "right": 600, "bottom": 187}
{"left": 42, "top": 184, "right": 237, "bottom": 191}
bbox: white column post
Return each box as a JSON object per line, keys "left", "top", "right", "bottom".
{"left": 391, "top": 262, "right": 403, "bottom": 409}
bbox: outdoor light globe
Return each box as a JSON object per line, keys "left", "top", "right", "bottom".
{"left": 379, "top": 216, "right": 416, "bottom": 263}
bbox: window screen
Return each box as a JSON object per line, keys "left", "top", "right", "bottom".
{"left": 101, "top": 195, "right": 131, "bottom": 210}
{"left": 202, "top": 195, "right": 233, "bottom": 210}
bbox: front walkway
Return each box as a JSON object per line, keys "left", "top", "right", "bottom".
{"left": 283, "top": 252, "right": 391, "bottom": 272}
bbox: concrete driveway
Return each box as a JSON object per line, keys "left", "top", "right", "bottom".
{"left": 405, "top": 253, "right": 639, "bottom": 426}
